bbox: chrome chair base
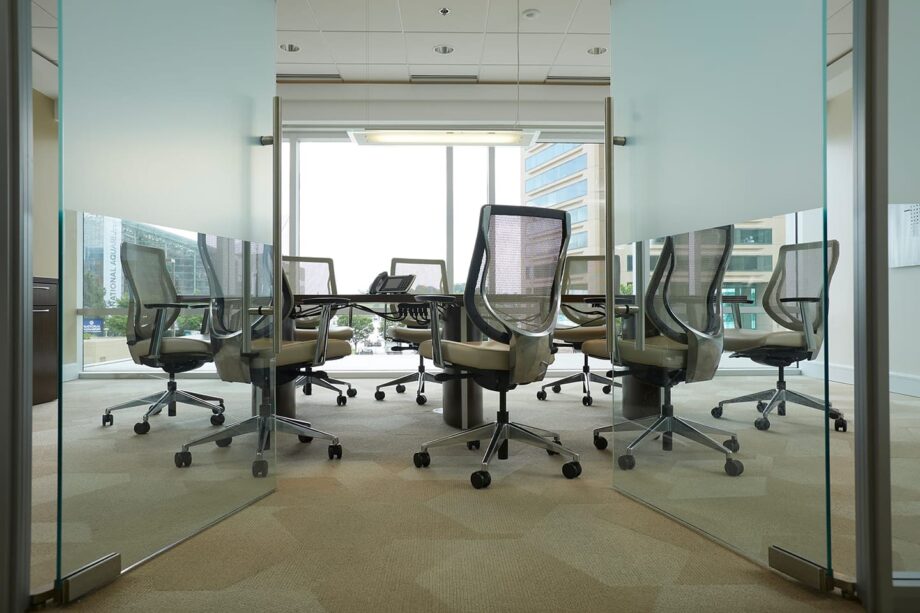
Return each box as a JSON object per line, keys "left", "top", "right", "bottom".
{"left": 101, "top": 374, "right": 225, "bottom": 434}
{"left": 296, "top": 370, "right": 357, "bottom": 407}
{"left": 375, "top": 354, "right": 440, "bottom": 405}
{"left": 175, "top": 412, "right": 342, "bottom": 478}
{"left": 537, "top": 354, "right": 617, "bottom": 406}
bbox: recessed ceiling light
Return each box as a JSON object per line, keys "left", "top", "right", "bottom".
{"left": 280, "top": 43, "right": 301, "bottom": 53}
{"left": 439, "top": 7, "right": 450, "bottom": 16}
{"left": 521, "top": 8, "right": 541, "bottom": 19}
{"left": 587, "top": 46, "right": 607, "bottom": 55}
{"left": 433, "top": 45, "right": 454, "bottom": 55}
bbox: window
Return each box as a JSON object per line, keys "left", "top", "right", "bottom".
{"left": 735, "top": 227, "right": 773, "bottom": 245}
{"left": 569, "top": 231, "right": 588, "bottom": 250}
{"left": 529, "top": 179, "right": 588, "bottom": 207}
{"left": 524, "top": 143, "right": 579, "bottom": 171}
{"left": 728, "top": 255, "right": 773, "bottom": 272}
{"left": 524, "top": 154, "right": 587, "bottom": 192}
{"left": 568, "top": 205, "right": 588, "bottom": 224}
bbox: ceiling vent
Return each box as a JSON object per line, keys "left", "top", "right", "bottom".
{"left": 276, "top": 73, "right": 343, "bottom": 82}
{"left": 544, "top": 75, "right": 610, "bottom": 85}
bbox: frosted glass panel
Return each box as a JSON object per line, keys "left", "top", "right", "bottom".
{"left": 61, "top": 0, "right": 275, "bottom": 244}
{"left": 611, "top": 0, "right": 825, "bottom": 244}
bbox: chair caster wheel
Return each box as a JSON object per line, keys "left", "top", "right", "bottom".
{"left": 215, "top": 438, "right": 232, "bottom": 448}
{"left": 102, "top": 413, "right": 114, "bottom": 427}
{"left": 347, "top": 388, "right": 357, "bottom": 398}
{"left": 416, "top": 394, "right": 427, "bottom": 406}
{"left": 562, "top": 461, "right": 582, "bottom": 479}
{"left": 210, "top": 413, "right": 225, "bottom": 426}
{"left": 374, "top": 390, "right": 385, "bottom": 401}
{"left": 466, "top": 440, "right": 480, "bottom": 451}
{"left": 593, "top": 435, "right": 608, "bottom": 450}
{"left": 829, "top": 408, "right": 842, "bottom": 420}
{"left": 754, "top": 417, "right": 771, "bottom": 431}
{"left": 756, "top": 401, "right": 767, "bottom": 412}
{"left": 724, "top": 458, "right": 744, "bottom": 476}
{"left": 711, "top": 406, "right": 723, "bottom": 418}
{"left": 298, "top": 435, "right": 313, "bottom": 443}
{"left": 252, "top": 459, "right": 269, "bottom": 478}
{"left": 536, "top": 390, "right": 547, "bottom": 401}
{"left": 617, "top": 455, "right": 636, "bottom": 470}
{"left": 134, "top": 421, "right": 151, "bottom": 435}
{"left": 777, "top": 402, "right": 786, "bottom": 416}
{"left": 395, "top": 384, "right": 406, "bottom": 394}
{"left": 546, "top": 438, "right": 562, "bottom": 456}
{"left": 328, "top": 444, "right": 343, "bottom": 460}
{"left": 602, "top": 385, "right": 612, "bottom": 394}
{"left": 413, "top": 451, "right": 431, "bottom": 468}
{"left": 834, "top": 417, "right": 848, "bottom": 433}
{"left": 551, "top": 385, "right": 562, "bottom": 394}
{"left": 174, "top": 451, "right": 192, "bottom": 468}
{"left": 723, "top": 438, "right": 740, "bottom": 453}
{"left": 470, "top": 470, "right": 492, "bottom": 489}
{"left": 336, "top": 395, "right": 347, "bottom": 407}
{"left": 582, "top": 396, "right": 593, "bottom": 406}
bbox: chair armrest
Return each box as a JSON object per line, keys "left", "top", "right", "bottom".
{"left": 779, "top": 297, "right": 821, "bottom": 355}
{"left": 144, "top": 302, "right": 210, "bottom": 309}
{"left": 722, "top": 295, "right": 752, "bottom": 329}
{"left": 779, "top": 297, "right": 821, "bottom": 303}
{"left": 293, "top": 298, "right": 350, "bottom": 365}
{"left": 414, "top": 295, "right": 457, "bottom": 366}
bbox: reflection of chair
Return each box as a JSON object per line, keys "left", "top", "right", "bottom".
{"left": 412, "top": 205, "right": 582, "bottom": 489}
{"left": 374, "top": 258, "right": 448, "bottom": 405}
{"left": 711, "top": 240, "right": 845, "bottom": 432}
{"left": 536, "top": 254, "right": 614, "bottom": 406}
{"left": 174, "top": 236, "right": 349, "bottom": 478}
{"left": 607, "top": 227, "right": 744, "bottom": 476}
{"left": 102, "top": 243, "right": 225, "bottom": 435}
{"left": 283, "top": 256, "right": 357, "bottom": 406}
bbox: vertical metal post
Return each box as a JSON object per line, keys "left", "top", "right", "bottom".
{"left": 446, "top": 146, "right": 454, "bottom": 290}
{"left": 0, "top": 0, "right": 32, "bottom": 610}
{"left": 288, "top": 135, "right": 299, "bottom": 257}
{"left": 487, "top": 146, "right": 496, "bottom": 204}
{"left": 604, "top": 98, "right": 616, "bottom": 361}
{"left": 272, "top": 96, "right": 282, "bottom": 355}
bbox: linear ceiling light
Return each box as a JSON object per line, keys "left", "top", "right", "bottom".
{"left": 349, "top": 130, "right": 539, "bottom": 146}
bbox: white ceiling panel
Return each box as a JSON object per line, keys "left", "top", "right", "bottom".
{"left": 827, "top": 33, "right": 853, "bottom": 61}
{"left": 568, "top": 0, "right": 610, "bottom": 35}
{"left": 307, "top": 0, "right": 402, "bottom": 32}
{"left": 481, "top": 33, "right": 563, "bottom": 65}
{"left": 399, "top": 0, "right": 489, "bottom": 33}
{"left": 31, "top": 26, "right": 57, "bottom": 61}
{"left": 827, "top": 1, "right": 852, "bottom": 34}
{"left": 276, "top": 62, "right": 341, "bottom": 76}
{"left": 516, "top": 0, "right": 580, "bottom": 34}
{"left": 408, "top": 64, "right": 480, "bottom": 77}
{"left": 485, "top": 1, "right": 519, "bottom": 33}
{"left": 277, "top": 0, "right": 319, "bottom": 30}
{"left": 405, "top": 32, "right": 484, "bottom": 64}
{"left": 478, "top": 64, "right": 552, "bottom": 82}
{"left": 323, "top": 31, "right": 406, "bottom": 64}
{"left": 338, "top": 63, "right": 410, "bottom": 81}
{"left": 33, "top": 0, "right": 55, "bottom": 17}
{"left": 827, "top": 0, "right": 851, "bottom": 18}
{"left": 31, "top": 2, "right": 56, "bottom": 27}
{"left": 276, "top": 30, "right": 336, "bottom": 64}
{"left": 554, "top": 34, "right": 609, "bottom": 66}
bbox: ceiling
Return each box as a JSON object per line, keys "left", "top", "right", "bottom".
{"left": 29, "top": 0, "right": 854, "bottom": 99}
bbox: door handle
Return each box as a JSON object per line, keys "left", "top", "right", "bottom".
{"left": 33, "top": 308, "right": 51, "bottom": 313}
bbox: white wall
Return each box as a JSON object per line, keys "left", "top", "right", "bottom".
{"left": 32, "top": 91, "right": 58, "bottom": 279}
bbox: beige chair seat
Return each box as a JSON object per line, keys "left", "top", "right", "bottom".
{"left": 129, "top": 335, "right": 212, "bottom": 361}
{"left": 554, "top": 325, "right": 606, "bottom": 344}
{"left": 294, "top": 326, "right": 354, "bottom": 341}
{"left": 251, "top": 338, "right": 352, "bottom": 368}
{"left": 723, "top": 329, "right": 805, "bottom": 352}
{"left": 419, "top": 339, "right": 509, "bottom": 371}
{"left": 583, "top": 336, "right": 689, "bottom": 369}
{"left": 389, "top": 326, "right": 432, "bottom": 344}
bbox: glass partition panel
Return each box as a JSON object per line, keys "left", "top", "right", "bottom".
{"left": 58, "top": 0, "right": 277, "bottom": 584}
{"left": 609, "top": 0, "right": 833, "bottom": 574}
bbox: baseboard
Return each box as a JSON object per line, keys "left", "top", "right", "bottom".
{"left": 802, "top": 361, "right": 920, "bottom": 398}
{"left": 62, "top": 362, "right": 80, "bottom": 382}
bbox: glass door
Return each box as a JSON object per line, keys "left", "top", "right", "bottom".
{"left": 607, "top": 0, "right": 837, "bottom": 584}
{"left": 56, "top": 0, "right": 279, "bottom": 599}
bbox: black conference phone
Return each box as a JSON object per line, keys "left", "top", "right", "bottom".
{"left": 368, "top": 271, "right": 416, "bottom": 295}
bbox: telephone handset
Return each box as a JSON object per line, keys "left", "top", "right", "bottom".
{"left": 368, "top": 271, "right": 416, "bottom": 295}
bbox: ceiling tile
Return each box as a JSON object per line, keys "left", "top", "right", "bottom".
{"left": 404, "top": 32, "right": 484, "bottom": 64}
{"left": 478, "top": 64, "right": 551, "bottom": 82}
{"left": 276, "top": 62, "right": 341, "bottom": 76}
{"left": 485, "top": 1, "right": 518, "bottom": 33}
{"left": 33, "top": 0, "right": 55, "bottom": 17}
{"left": 827, "top": 33, "right": 852, "bottom": 61}
{"left": 481, "top": 33, "right": 563, "bottom": 65}
{"left": 31, "top": 2, "right": 55, "bottom": 27}
{"left": 517, "top": 0, "right": 580, "bottom": 34}
{"left": 338, "top": 63, "right": 410, "bottom": 81}
{"left": 827, "top": 0, "right": 851, "bottom": 18}
{"left": 408, "top": 64, "right": 480, "bottom": 77}
{"left": 554, "top": 34, "right": 610, "bottom": 66}
{"left": 277, "top": 0, "right": 319, "bottom": 30}
{"left": 568, "top": 0, "right": 609, "bottom": 35}
{"left": 399, "top": 0, "right": 489, "bottom": 33}
{"left": 322, "top": 31, "right": 406, "bottom": 64}
{"left": 307, "top": 0, "right": 402, "bottom": 32}
{"left": 276, "top": 30, "right": 336, "bottom": 64}
{"left": 31, "top": 26, "right": 57, "bottom": 61}
{"left": 827, "top": 2, "right": 852, "bottom": 34}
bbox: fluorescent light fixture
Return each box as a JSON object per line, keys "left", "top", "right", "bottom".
{"left": 349, "top": 130, "right": 539, "bottom": 146}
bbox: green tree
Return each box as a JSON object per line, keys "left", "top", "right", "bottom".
{"left": 104, "top": 295, "right": 131, "bottom": 337}
{"left": 83, "top": 271, "right": 106, "bottom": 309}
{"left": 336, "top": 313, "right": 374, "bottom": 348}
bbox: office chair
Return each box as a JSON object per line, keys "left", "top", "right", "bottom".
{"left": 536, "top": 254, "right": 615, "bottom": 406}
{"left": 101, "top": 243, "right": 226, "bottom": 434}
{"left": 601, "top": 226, "right": 744, "bottom": 476}
{"left": 411, "top": 205, "right": 582, "bottom": 489}
{"left": 174, "top": 236, "right": 350, "bottom": 478}
{"left": 374, "top": 258, "right": 449, "bottom": 405}
{"left": 711, "top": 240, "right": 845, "bottom": 432}
{"left": 283, "top": 256, "right": 357, "bottom": 406}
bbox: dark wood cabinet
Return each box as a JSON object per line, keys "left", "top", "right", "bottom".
{"left": 33, "top": 277, "right": 59, "bottom": 405}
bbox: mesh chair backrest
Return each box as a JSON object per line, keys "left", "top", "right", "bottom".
{"left": 762, "top": 240, "right": 839, "bottom": 335}
{"left": 282, "top": 257, "right": 337, "bottom": 295}
{"left": 646, "top": 226, "right": 733, "bottom": 344}
{"left": 121, "top": 243, "right": 180, "bottom": 343}
{"left": 465, "top": 205, "right": 569, "bottom": 343}
{"left": 560, "top": 255, "right": 606, "bottom": 326}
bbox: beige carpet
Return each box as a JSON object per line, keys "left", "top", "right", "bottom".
{"left": 31, "top": 373, "right": 885, "bottom": 611}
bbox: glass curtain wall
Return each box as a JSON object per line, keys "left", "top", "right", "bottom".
{"left": 57, "top": 0, "right": 278, "bottom": 587}
{"left": 608, "top": 0, "right": 834, "bottom": 576}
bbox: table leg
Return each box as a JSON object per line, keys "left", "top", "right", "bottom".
{"left": 441, "top": 305, "right": 483, "bottom": 429}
